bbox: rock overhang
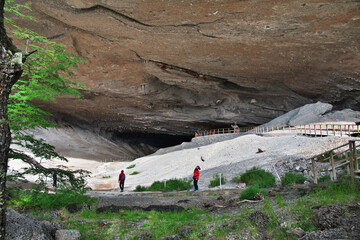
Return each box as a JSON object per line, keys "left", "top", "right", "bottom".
{"left": 9, "top": 0, "right": 360, "bottom": 135}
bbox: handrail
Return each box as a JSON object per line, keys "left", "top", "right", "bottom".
{"left": 195, "top": 123, "right": 359, "bottom": 137}
{"left": 310, "top": 141, "right": 360, "bottom": 184}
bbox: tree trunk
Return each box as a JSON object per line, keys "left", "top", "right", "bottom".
{"left": 0, "top": 1, "right": 23, "bottom": 239}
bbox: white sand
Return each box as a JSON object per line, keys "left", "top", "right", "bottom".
{"left": 9, "top": 131, "right": 352, "bottom": 191}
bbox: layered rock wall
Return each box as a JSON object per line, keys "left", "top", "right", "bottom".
{"left": 11, "top": 0, "right": 360, "bottom": 135}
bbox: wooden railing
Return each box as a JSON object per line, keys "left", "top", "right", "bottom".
{"left": 310, "top": 140, "right": 360, "bottom": 184}
{"left": 195, "top": 123, "right": 360, "bottom": 137}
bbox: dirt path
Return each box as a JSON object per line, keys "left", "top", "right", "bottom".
{"left": 89, "top": 188, "right": 244, "bottom": 210}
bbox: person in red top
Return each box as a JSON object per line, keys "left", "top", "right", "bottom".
{"left": 118, "top": 170, "right": 126, "bottom": 192}
{"left": 193, "top": 166, "right": 201, "bottom": 192}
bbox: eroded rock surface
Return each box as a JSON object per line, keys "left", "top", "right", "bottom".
{"left": 10, "top": 0, "right": 360, "bottom": 136}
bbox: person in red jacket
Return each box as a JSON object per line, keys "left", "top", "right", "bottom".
{"left": 118, "top": 170, "right": 126, "bottom": 192}
{"left": 193, "top": 166, "right": 201, "bottom": 192}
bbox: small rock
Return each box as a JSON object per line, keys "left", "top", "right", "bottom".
{"left": 217, "top": 196, "right": 225, "bottom": 201}
{"left": 254, "top": 193, "right": 264, "bottom": 200}
{"left": 157, "top": 234, "right": 181, "bottom": 240}
{"left": 55, "top": 229, "right": 81, "bottom": 240}
{"left": 292, "top": 227, "right": 305, "bottom": 238}
{"left": 257, "top": 147, "right": 266, "bottom": 153}
{"left": 237, "top": 182, "right": 246, "bottom": 189}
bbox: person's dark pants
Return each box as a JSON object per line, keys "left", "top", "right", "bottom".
{"left": 119, "top": 182, "right": 124, "bottom": 192}
{"left": 193, "top": 178, "right": 198, "bottom": 191}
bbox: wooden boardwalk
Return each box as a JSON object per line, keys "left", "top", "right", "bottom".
{"left": 195, "top": 123, "right": 360, "bottom": 137}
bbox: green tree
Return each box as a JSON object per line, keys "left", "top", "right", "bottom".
{"left": 1, "top": 0, "right": 88, "bottom": 238}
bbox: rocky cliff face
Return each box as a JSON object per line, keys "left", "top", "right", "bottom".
{"left": 12, "top": 0, "right": 360, "bottom": 138}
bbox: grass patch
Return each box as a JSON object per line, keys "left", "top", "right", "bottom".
{"left": 7, "top": 186, "right": 94, "bottom": 211}
{"left": 65, "top": 207, "right": 206, "bottom": 240}
{"left": 281, "top": 172, "right": 307, "bottom": 186}
{"left": 102, "top": 176, "right": 110, "bottom": 179}
{"left": 239, "top": 185, "right": 267, "bottom": 200}
{"left": 239, "top": 167, "right": 275, "bottom": 187}
{"left": 275, "top": 194, "right": 286, "bottom": 208}
{"left": 127, "top": 164, "right": 136, "bottom": 169}
{"left": 291, "top": 179, "right": 360, "bottom": 231}
{"left": 209, "top": 174, "right": 226, "bottom": 188}
{"left": 135, "top": 178, "right": 192, "bottom": 192}
{"left": 130, "top": 171, "right": 140, "bottom": 175}
{"left": 318, "top": 175, "right": 331, "bottom": 183}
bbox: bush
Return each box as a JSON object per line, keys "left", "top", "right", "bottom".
{"left": 209, "top": 174, "right": 226, "bottom": 188}
{"left": 135, "top": 178, "right": 192, "bottom": 192}
{"left": 239, "top": 185, "right": 267, "bottom": 200}
{"left": 127, "top": 164, "right": 136, "bottom": 169}
{"left": 240, "top": 167, "right": 275, "bottom": 187}
{"left": 318, "top": 175, "right": 331, "bottom": 183}
{"left": 130, "top": 171, "right": 140, "bottom": 175}
{"left": 8, "top": 186, "right": 94, "bottom": 210}
{"left": 281, "top": 172, "right": 307, "bottom": 186}
{"left": 231, "top": 175, "right": 241, "bottom": 183}
{"left": 135, "top": 185, "right": 147, "bottom": 192}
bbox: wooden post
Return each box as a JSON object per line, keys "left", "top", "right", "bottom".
{"left": 333, "top": 124, "right": 335, "bottom": 136}
{"left": 355, "top": 143, "right": 359, "bottom": 171}
{"left": 314, "top": 124, "right": 316, "bottom": 136}
{"left": 312, "top": 159, "right": 318, "bottom": 184}
{"left": 330, "top": 152, "right": 336, "bottom": 181}
{"left": 348, "top": 125, "right": 351, "bottom": 136}
{"left": 340, "top": 125, "right": 342, "bottom": 136}
{"left": 326, "top": 124, "right": 329, "bottom": 136}
{"left": 349, "top": 141, "right": 355, "bottom": 184}
{"left": 320, "top": 124, "right": 322, "bottom": 137}
{"left": 304, "top": 125, "right": 306, "bottom": 135}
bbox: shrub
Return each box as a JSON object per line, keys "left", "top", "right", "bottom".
{"left": 209, "top": 174, "right": 226, "bottom": 188}
{"left": 127, "top": 164, "right": 136, "bottom": 169}
{"left": 8, "top": 186, "right": 94, "bottom": 210}
{"left": 240, "top": 167, "right": 275, "bottom": 187}
{"left": 134, "top": 178, "right": 192, "bottom": 192}
{"left": 318, "top": 175, "right": 331, "bottom": 183}
{"left": 130, "top": 171, "right": 140, "bottom": 175}
{"left": 231, "top": 174, "right": 241, "bottom": 183}
{"left": 134, "top": 185, "right": 147, "bottom": 192}
{"left": 239, "top": 185, "right": 267, "bottom": 200}
{"left": 281, "top": 172, "right": 307, "bottom": 186}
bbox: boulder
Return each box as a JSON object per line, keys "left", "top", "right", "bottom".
{"left": 6, "top": 208, "right": 61, "bottom": 240}
{"left": 55, "top": 230, "right": 81, "bottom": 240}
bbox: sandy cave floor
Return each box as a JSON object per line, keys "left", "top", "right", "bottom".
{"left": 8, "top": 130, "right": 356, "bottom": 192}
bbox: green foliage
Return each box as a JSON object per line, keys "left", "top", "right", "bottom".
{"left": 209, "top": 173, "right": 226, "bottom": 188}
{"left": 318, "top": 175, "right": 331, "bottom": 183}
{"left": 8, "top": 29, "right": 84, "bottom": 131}
{"left": 239, "top": 185, "right": 267, "bottom": 200}
{"left": 130, "top": 171, "right": 140, "bottom": 175}
{"left": 127, "top": 164, "right": 136, "bottom": 169}
{"left": 135, "top": 178, "right": 192, "bottom": 192}
{"left": 291, "top": 179, "right": 360, "bottom": 231}
{"left": 66, "top": 208, "right": 205, "bottom": 240}
{"left": 8, "top": 136, "right": 91, "bottom": 190}
{"left": 240, "top": 167, "right": 275, "bottom": 188}
{"left": 135, "top": 185, "right": 147, "bottom": 192}
{"left": 7, "top": 186, "right": 94, "bottom": 210}
{"left": 281, "top": 172, "right": 307, "bottom": 186}
{"left": 275, "top": 194, "right": 286, "bottom": 208}
{"left": 231, "top": 174, "right": 241, "bottom": 183}
{"left": 3, "top": 0, "right": 89, "bottom": 190}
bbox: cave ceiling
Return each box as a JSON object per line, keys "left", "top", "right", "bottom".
{"left": 11, "top": 0, "right": 360, "bottom": 135}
